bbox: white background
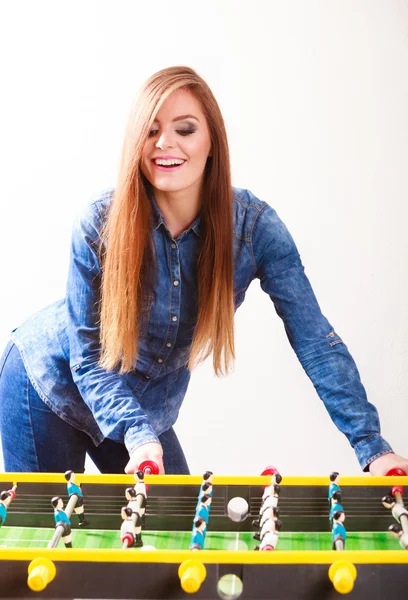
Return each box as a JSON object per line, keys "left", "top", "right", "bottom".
{"left": 1, "top": 0, "right": 407, "bottom": 476}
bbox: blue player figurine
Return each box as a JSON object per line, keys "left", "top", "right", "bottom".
{"left": 189, "top": 517, "right": 206, "bottom": 550}
{"left": 332, "top": 510, "right": 347, "bottom": 550}
{"left": 199, "top": 472, "right": 213, "bottom": 495}
{"left": 329, "top": 491, "right": 344, "bottom": 523}
{"left": 51, "top": 496, "right": 73, "bottom": 548}
{"left": 0, "top": 492, "right": 11, "bottom": 527}
{"left": 0, "top": 485, "right": 17, "bottom": 527}
{"left": 328, "top": 472, "right": 341, "bottom": 502}
{"left": 196, "top": 493, "right": 212, "bottom": 524}
{"left": 64, "top": 471, "right": 90, "bottom": 527}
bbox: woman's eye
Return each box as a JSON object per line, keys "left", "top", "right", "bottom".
{"left": 177, "top": 129, "right": 196, "bottom": 136}
{"left": 148, "top": 128, "right": 196, "bottom": 138}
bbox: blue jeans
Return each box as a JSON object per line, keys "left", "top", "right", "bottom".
{"left": 0, "top": 341, "right": 189, "bottom": 474}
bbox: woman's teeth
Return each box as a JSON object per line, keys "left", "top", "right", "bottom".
{"left": 154, "top": 159, "right": 185, "bottom": 166}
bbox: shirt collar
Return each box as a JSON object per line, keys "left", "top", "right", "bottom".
{"left": 147, "top": 186, "right": 202, "bottom": 239}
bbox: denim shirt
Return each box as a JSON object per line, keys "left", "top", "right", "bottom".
{"left": 10, "top": 187, "right": 393, "bottom": 470}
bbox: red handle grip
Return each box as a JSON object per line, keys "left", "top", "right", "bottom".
{"left": 138, "top": 460, "right": 159, "bottom": 475}
{"left": 260, "top": 465, "right": 280, "bottom": 477}
{"left": 386, "top": 468, "right": 407, "bottom": 477}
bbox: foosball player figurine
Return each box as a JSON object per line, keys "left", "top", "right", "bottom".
{"left": 200, "top": 472, "right": 213, "bottom": 494}
{"left": 260, "top": 484, "right": 280, "bottom": 515}
{"left": 328, "top": 472, "right": 341, "bottom": 503}
{"left": 196, "top": 473, "right": 214, "bottom": 511}
{"left": 255, "top": 508, "right": 279, "bottom": 539}
{"left": 120, "top": 507, "right": 135, "bottom": 549}
{"left": 0, "top": 484, "right": 18, "bottom": 527}
{"left": 262, "top": 473, "right": 283, "bottom": 502}
{"left": 389, "top": 523, "right": 408, "bottom": 550}
{"left": 125, "top": 488, "right": 143, "bottom": 547}
{"left": 259, "top": 505, "right": 280, "bottom": 529}
{"left": 253, "top": 485, "right": 281, "bottom": 529}
{"left": 51, "top": 496, "right": 72, "bottom": 548}
{"left": 196, "top": 493, "right": 212, "bottom": 523}
{"left": 332, "top": 510, "right": 347, "bottom": 550}
{"left": 255, "top": 518, "right": 282, "bottom": 551}
{"left": 382, "top": 495, "right": 408, "bottom": 529}
{"left": 329, "top": 491, "right": 344, "bottom": 523}
{"left": 202, "top": 481, "right": 213, "bottom": 496}
{"left": 253, "top": 507, "right": 279, "bottom": 540}
{"left": 0, "top": 492, "right": 9, "bottom": 527}
{"left": 259, "top": 513, "right": 282, "bottom": 541}
{"left": 64, "top": 471, "right": 90, "bottom": 527}
{"left": 189, "top": 517, "right": 206, "bottom": 551}
{"left": 134, "top": 471, "right": 147, "bottom": 526}
{"left": 253, "top": 507, "right": 280, "bottom": 538}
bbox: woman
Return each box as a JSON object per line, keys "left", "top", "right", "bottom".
{"left": 0, "top": 66, "right": 406, "bottom": 475}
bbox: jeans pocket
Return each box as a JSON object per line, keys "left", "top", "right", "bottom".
{"left": 326, "top": 331, "right": 343, "bottom": 347}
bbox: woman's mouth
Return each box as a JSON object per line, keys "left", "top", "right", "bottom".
{"left": 152, "top": 158, "right": 186, "bottom": 172}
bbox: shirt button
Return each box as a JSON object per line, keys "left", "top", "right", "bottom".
{"left": 166, "top": 342, "right": 172, "bottom": 348}
{"left": 172, "top": 316, "right": 178, "bottom": 322}
{"left": 171, "top": 243, "right": 177, "bottom": 249}
{"left": 157, "top": 358, "right": 163, "bottom": 363}
{"left": 173, "top": 280, "right": 179, "bottom": 286}
{"left": 145, "top": 375, "right": 151, "bottom": 380}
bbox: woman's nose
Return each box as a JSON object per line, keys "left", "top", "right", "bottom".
{"left": 155, "top": 131, "right": 176, "bottom": 150}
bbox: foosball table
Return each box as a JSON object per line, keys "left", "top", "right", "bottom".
{"left": 0, "top": 469, "right": 407, "bottom": 600}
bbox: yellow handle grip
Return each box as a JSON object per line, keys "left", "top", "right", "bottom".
{"left": 328, "top": 560, "right": 357, "bottom": 594}
{"left": 27, "top": 558, "right": 56, "bottom": 592}
{"left": 178, "top": 559, "right": 206, "bottom": 593}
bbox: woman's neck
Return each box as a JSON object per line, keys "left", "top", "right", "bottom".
{"left": 153, "top": 187, "right": 202, "bottom": 239}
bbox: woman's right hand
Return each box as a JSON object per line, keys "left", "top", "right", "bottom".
{"left": 125, "top": 442, "right": 165, "bottom": 474}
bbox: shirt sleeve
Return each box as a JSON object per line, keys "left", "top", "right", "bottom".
{"left": 65, "top": 199, "right": 160, "bottom": 454}
{"left": 252, "top": 203, "right": 393, "bottom": 471}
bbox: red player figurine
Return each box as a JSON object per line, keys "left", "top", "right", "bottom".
{"left": 125, "top": 487, "right": 143, "bottom": 547}
{"left": 120, "top": 507, "right": 135, "bottom": 549}
{"left": 255, "top": 519, "right": 282, "bottom": 551}
{"left": 134, "top": 471, "right": 147, "bottom": 526}
{"left": 259, "top": 484, "right": 280, "bottom": 517}
{"left": 389, "top": 523, "right": 408, "bottom": 550}
{"left": 382, "top": 495, "right": 408, "bottom": 527}
{"left": 262, "top": 474, "right": 283, "bottom": 502}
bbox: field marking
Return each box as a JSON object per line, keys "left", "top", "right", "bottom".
{"left": 0, "top": 539, "right": 50, "bottom": 544}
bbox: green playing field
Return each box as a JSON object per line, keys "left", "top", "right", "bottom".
{"left": 0, "top": 527, "right": 402, "bottom": 551}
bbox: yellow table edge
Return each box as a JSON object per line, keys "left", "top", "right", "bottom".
{"left": 0, "top": 548, "right": 407, "bottom": 564}
{"left": 1, "top": 473, "right": 407, "bottom": 486}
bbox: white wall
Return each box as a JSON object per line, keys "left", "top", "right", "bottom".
{"left": 1, "top": 0, "right": 407, "bottom": 475}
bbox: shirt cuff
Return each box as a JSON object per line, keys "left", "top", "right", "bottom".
{"left": 124, "top": 426, "right": 160, "bottom": 456}
{"left": 354, "top": 434, "right": 394, "bottom": 472}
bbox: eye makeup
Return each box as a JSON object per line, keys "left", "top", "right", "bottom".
{"left": 148, "top": 126, "right": 197, "bottom": 138}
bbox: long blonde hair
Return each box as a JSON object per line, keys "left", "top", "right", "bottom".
{"left": 99, "top": 66, "right": 235, "bottom": 376}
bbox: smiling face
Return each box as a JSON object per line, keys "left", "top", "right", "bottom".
{"left": 140, "top": 88, "right": 212, "bottom": 199}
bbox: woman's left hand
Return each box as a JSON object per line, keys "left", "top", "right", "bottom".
{"left": 369, "top": 452, "right": 408, "bottom": 476}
